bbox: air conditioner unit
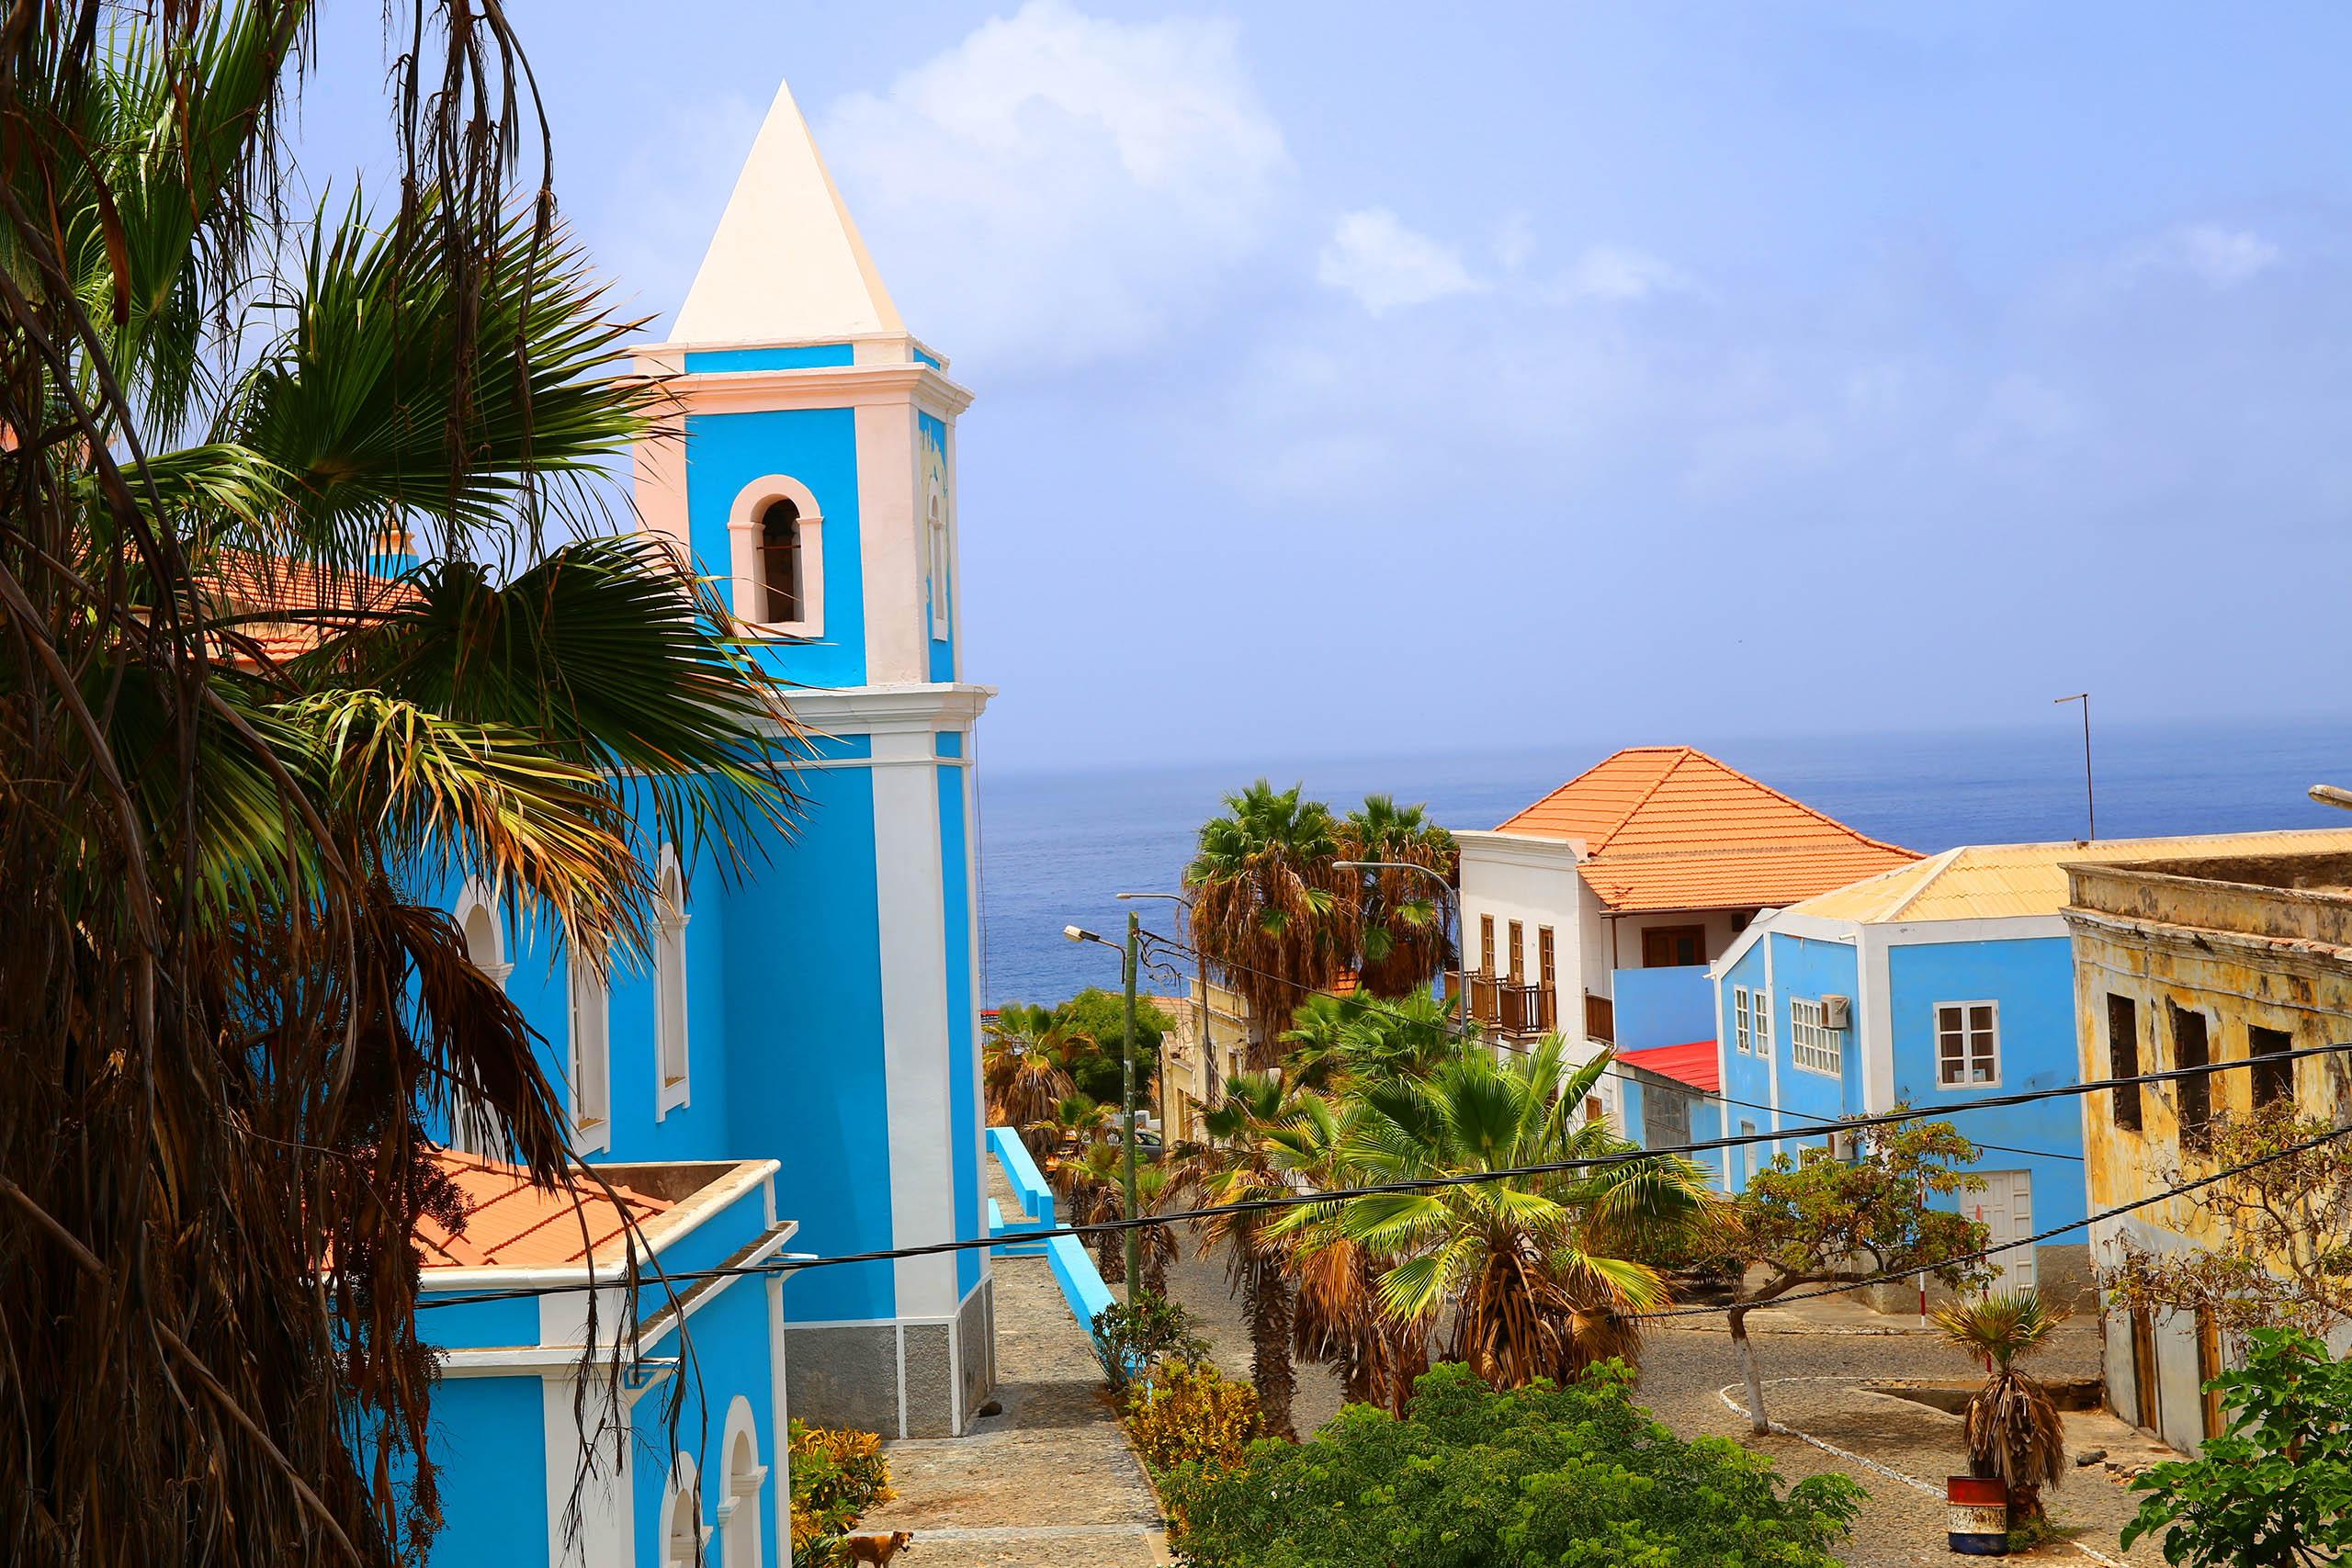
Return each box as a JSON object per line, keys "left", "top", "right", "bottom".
{"left": 1829, "top": 1127, "right": 1860, "bottom": 1162}
{"left": 1821, "top": 994, "right": 1852, "bottom": 1030}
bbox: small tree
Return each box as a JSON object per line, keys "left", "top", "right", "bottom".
{"left": 1933, "top": 1291, "right": 2069, "bottom": 1524}
{"left": 2122, "top": 1328, "right": 2352, "bottom": 1566}
{"left": 1724, "top": 1117, "right": 1988, "bottom": 1431}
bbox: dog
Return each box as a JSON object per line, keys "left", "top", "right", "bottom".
{"left": 842, "top": 1530, "right": 915, "bottom": 1566}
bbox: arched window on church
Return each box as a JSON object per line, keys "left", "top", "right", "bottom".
{"left": 654, "top": 844, "right": 691, "bottom": 1118}
{"left": 926, "top": 478, "right": 950, "bottom": 640}
{"left": 451, "top": 880, "right": 510, "bottom": 1158}
{"left": 759, "top": 498, "right": 801, "bottom": 624}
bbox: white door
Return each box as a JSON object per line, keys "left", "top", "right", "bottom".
{"left": 1972, "top": 1170, "right": 2037, "bottom": 1291}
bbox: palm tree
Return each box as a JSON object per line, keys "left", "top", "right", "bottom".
{"left": 0, "top": 15, "right": 799, "bottom": 1559}
{"left": 1337, "top": 795, "right": 1458, "bottom": 999}
{"left": 1034, "top": 1093, "right": 1114, "bottom": 1178}
{"left": 1184, "top": 781, "right": 1352, "bottom": 1068}
{"left": 1934, "top": 1291, "right": 2071, "bottom": 1524}
{"left": 984, "top": 1008, "right": 1091, "bottom": 1147}
{"left": 1283, "top": 989, "right": 1468, "bottom": 1090}
{"left": 1299, "top": 1041, "right": 1720, "bottom": 1390}
{"left": 1179, "top": 1070, "right": 1328, "bottom": 1438}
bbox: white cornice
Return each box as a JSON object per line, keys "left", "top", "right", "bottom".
{"left": 651, "top": 360, "right": 975, "bottom": 420}
{"left": 631, "top": 330, "right": 948, "bottom": 369}
{"left": 785, "top": 682, "right": 993, "bottom": 737}
{"left": 1456, "top": 829, "right": 1587, "bottom": 870}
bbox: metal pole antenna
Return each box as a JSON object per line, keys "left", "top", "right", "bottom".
{"left": 1120, "top": 910, "right": 1143, "bottom": 1298}
{"left": 2054, "top": 693, "right": 2094, "bottom": 840}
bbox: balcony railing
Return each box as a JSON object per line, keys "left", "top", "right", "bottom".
{"left": 1452, "top": 970, "right": 1557, "bottom": 1035}
{"left": 1584, "top": 990, "right": 1614, "bottom": 1044}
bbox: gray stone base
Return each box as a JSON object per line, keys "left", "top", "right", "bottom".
{"left": 786, "top": 1275, "right": 997, "bottom": 1439}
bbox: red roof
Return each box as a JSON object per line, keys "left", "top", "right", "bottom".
{"left": 1616, "top": 1040, "right": 1721, "bottom": 1094}
{"left": 417, "top": 1153, "right": 676, "bottom": 1269}
{"left": 1496, "top": 746, "right": 1918, "bottom": 913}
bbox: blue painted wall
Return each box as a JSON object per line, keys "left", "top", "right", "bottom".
{"left": 685, "top": 405, "right": 865, "bottom": 689}
{"left": 431, "top": 1377, "right": 550, "bottom": 1568}
{"left": 1887, "top": 935, "right": 2086, "bottom": 1229}
{"left": 1768, "top": 932, "right": 1865, "bottom": 1125}
{"left": 629, "top": 1273, "right": 781, "bottom": 1568}
{"left": 1612, "top": 964, "right": 1716, "bottom": 1052}
{"left": 685, "top": 344, "right": 854, "bottom": 371}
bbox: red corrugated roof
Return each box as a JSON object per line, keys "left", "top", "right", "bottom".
{"left": 1496, "top": 746, "right": 1918, "bottom": 913}
{"left": 1617, "top": 1039, "right": 1721, "bottom": 1094}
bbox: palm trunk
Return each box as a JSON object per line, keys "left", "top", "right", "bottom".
{"left": 1245, "top": 1259, "right": 1297, "bottom": 1440}
{"left": 1729, "top": 1305, "right": 1770, "bottom": 1436}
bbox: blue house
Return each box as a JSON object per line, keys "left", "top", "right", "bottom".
{"left": 1705, "top": 830, "right": 2352, "bottom": 1302}
{"left": 421, "top": 75, "right": 995, "bottom": 1566}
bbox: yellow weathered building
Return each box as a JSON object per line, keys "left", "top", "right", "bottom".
{"left": 2064, "top": 844, "right": 2352, "bottom": 1454}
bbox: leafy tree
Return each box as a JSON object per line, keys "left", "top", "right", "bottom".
{"left": 1159, "top": 1361, "right": 1864, "bottom": 1567}
{"left": 2105, "top": 1102, "right": 2352, "bottom": 1342}
{"left": 1335, "top": 795, "right": 1457, "bottom": 998}
{"left": 1057, "top": 986, "right": 1169, "bottom": 1105}
{"left": 1291, "top": 1041, "right": 1719, "bottom": 1391}
{"left": 1089, "top": 1292, "right": 1212, "bottom": 1395}
{"left": 2122, "top": 1328, "right": 2352, "bottom": 1566}
{"left": 0, "top": 8, "right": 799, "bottom": 1562}
{"left": 1933, "top": 1290, "right": 2070, "bottom": 1523}
{"left": 1184, "top": 781, "right": 1352, "bottom": 1067}
{"left": 1724, "top": 1117, "right": 1987, "bottom": 1431}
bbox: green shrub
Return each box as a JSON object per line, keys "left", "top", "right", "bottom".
{"left": 1159, "top": 1361, "right": 1862, "bottom": 1567}
{"left": 1123, "top": 1359, "right": 1262, "bottom": 1478}
{"left": 788, "top": 1421, "right": 893, "bottom": 1567}
{"left": 1090, "top": 1291, "right": 1210, "bottom": 1395}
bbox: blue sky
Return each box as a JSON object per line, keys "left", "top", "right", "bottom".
{"left": 295, "top": 2, "right": 2352, "bottom": 773}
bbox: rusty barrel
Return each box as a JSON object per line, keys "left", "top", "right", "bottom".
{"left": 1945, "top": 1475, "right": 2007, "bottom": 1555}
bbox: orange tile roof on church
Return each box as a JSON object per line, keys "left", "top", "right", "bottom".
{"left": 1495, "top": 745, "right": 1919, "bottom": 914}
{"left": 417, "top": 1153, "right": 678, "bottom": 1270}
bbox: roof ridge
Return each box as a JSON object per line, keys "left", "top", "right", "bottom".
{"left": 1588, "top": 745, "right": 1695, "bottom": 854}
{"left": 1883, "top": 846, "right": 1968, "bottom": 921}
{"left": 1668, "top": 746, "right": 1917, "bottom": 858}
{"left": 1584, "top": 839, "right": 1925, "bottom": 864}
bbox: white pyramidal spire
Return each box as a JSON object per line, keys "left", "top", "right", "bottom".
{"left": 671, "top": 78, "right": 904, "bottom": 346}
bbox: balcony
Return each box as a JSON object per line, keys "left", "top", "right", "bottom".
{"left": 1452, "top": 970, "right": 1558, "bottom": 1036}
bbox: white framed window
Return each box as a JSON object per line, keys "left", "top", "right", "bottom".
{"left": 1733, "top": 987, "right": 1752, "bottom": 1054}
{"left": 926, "top": 471, "right": 951, "bottom": 640}
{"left": 654, "top": 844, "right": 691, "bottom": 1118}
{"left": 1935, "top": 1000, "right": 2000, "bottom": 1088}
{"left": 726, "top": 475, "right": 824, "bottom": 638}
{"left": 660, "top": 1452, "right": 706, "bottom": 1568}
{"left": 1790, "top": 998, "right": 1838, "bottom": 1076}
{"left": 1752, "top": 987, "right": 1771, "bottom": 1058}
{"left": 450, "top": 878, "right": 511, "bottom": 1158}
{"left": 569, "top": 952, "right": 611, "bottom": 1153}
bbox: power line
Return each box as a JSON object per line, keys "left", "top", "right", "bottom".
{"left": 419, "top": 1039, "right": 2352, "bottom": 1312}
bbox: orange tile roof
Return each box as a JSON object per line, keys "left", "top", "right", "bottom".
{"left": 198, "top": 549, "right": 416, "bottom": 667}
{"left": 418, "top": 1153, "right": 677, "bottom": 1269}
{"left": 1496, "top": 746, "right": 1919, "bottom": 914}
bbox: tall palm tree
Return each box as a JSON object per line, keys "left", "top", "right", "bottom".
{"left": 983, "top": 1008, "right": 1092, "bottom": 1148}
{"left": 0, "top": 13, "right": 798, "bottom": 1560}
{"left": 1180, "top": 1070, "right": 1329, "bottom": 1438}
{"left": 1184, "top": 781, "right": 1352, "bottom": 1068}
{"left": 1337, "top": 795, "right": 1458, "bottom": 999}
{"left": 1298, "top": 1041, "right": 1719, "bottom": 1389}
{"left": 1934, "top": 1290, "right": 2071, "bottom": 1524}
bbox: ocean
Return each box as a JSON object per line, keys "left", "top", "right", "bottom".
{"left": 973, "top": 718, "right": 2352, "bottom": 1008}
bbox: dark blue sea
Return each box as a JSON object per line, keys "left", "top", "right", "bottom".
{"left": 974, "top": 718, "right": 2352, "bottom": 1008}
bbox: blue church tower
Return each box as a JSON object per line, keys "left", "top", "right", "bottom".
{"left": 630, "top": 76, "right": 995, "bottom": 1440}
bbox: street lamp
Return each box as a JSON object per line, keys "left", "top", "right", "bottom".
{"left": 1334, "top": 859, "right": 1468, "bottom": 1042}
{"left": 1117, "top": 890, "right": 1203, "bottom": 1128}
{"left": 1064, "top": 918, "right": 1145, "bottom": 1297}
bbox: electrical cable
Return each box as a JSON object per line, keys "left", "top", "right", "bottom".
{"left": 416, "top": 1039, "right": 2351, "bottom": 1312}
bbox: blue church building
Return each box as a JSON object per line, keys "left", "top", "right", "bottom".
{"left": 419, "top": 76, "right": 994, "bottom": 1567}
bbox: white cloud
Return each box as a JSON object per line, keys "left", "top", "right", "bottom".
{"left": 1494, "top": 210, "right": 1536, "bottom": 272}
{"left": 1546, "top": 245, "right": 1700, "bottom": 304}
{"left": 820, "top": 0, "right": 1289, "bottom": 371}
{"left": 1317, "top": 208, "right": 1484, "bottom": 314}
{"left": 2133, "top": 224, "right": 2280, "bottom": 289}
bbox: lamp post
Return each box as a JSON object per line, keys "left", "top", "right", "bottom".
{"left": 1063, "top": 918, "right": 1144, "bottom": 1298}
{"left": 1116, "top": 890, "right": 1199, "bottom": 1128}
{"left": 1334, "top": 858, "right": 1467, "bottom": 1041}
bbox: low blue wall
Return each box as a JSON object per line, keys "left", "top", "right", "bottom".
{"left": 1612, "top": 964, "right": 1717, "bottom": 1053}
{"left": 987, "top": 1126, "right": 1114, "bottom": 1332}
{"left": 1046, "top": 1232, "right": 1115, "bottom": 1331}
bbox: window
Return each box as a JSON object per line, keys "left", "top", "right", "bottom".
{"left": 1479, "top": 915, "right": 1496, "bottom": 976}
{"left": 2107, "top": 993, "right": 2142, "bottom": 1132}
{"left": 2251, "top": 1024, "right": 2294, "bottom": 1110}
{"left": 1642, "top": 924, "right": 1705, "bottom": 968}
{"left": 1734, "top": 987, "right": 1752, "bottom": 1055}
{"left": 2172, "top": 1003, "right": 2211, "bottom": 1149}
{"left": 758, "top": 498, "right": 801, "bottom": 622}
{"left": 728, "top": 476, "right": 823, "bottom": 635}
{"left": 569, "top": 953, "right": 611, "bottom": 1153}
{"left": 1935, "top": 1001, "right": 1999, "bottom": 1088}
{"left": 927, "top": 474, "right": 951, "bottom": 640}
{"left": 655, "top": 845, "right": 690, "bottom": 1117}
{"left": 718, "top": 1399, "right": 767, "bottom": 1568}
{"left": 451, "top": 881, "right": 509, "bottom": 1157}
{"left": 1790, "top": 998, "right": 1838, "bottom": 1076}
{"left": 1752, "top": 988, "right": 1771, "bottom": 1056}
{"left": 1507, "top": 920, "right": 1524, "bottom": 982}
{"left": 661, "top": 1454, "right": 704, "bottom": 1568}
